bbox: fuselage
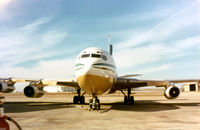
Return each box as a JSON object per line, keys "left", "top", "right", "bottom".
{"left": 75, "top": 47, "right": 117, "bottom": 95}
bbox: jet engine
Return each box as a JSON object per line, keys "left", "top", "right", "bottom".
{"left": 164, "top": 86, "right": 180, "bottom": 99}
{"left": 0, "top": 81, "right": 15, "bottom": 93}
{"left": 24, "top": 86, "right": 44, "bottom": 98}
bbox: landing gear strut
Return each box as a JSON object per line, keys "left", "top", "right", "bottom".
{"left": 73, "top": 89, "right": 85, "bottom": 104}
{"left": 121, "top": 88, "right": 134, "bottom": 104}
{"left": 89, "top": 94, "right": 100, "bottom": 110}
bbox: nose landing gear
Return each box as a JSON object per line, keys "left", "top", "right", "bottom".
{"left": 89, "top": 94, "right": 100, "bottom": 110}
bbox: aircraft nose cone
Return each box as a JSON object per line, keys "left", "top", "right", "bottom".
{"left": 77, "top": 73, "right": 114, "bottom": 95}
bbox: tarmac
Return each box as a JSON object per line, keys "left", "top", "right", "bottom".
{"left": 1, "top": 91, "right": 200, "bottom": 130}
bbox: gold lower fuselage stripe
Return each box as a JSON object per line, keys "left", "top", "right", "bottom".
{"left": 77, "top": 74, "right": 114, "bottom": 95}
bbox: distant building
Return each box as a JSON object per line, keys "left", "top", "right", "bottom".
{"left": 61, "top": 86, "right": 76, "bottom": 92}
{"left": 44, "top": 86, "right": 62, "bottom": 92}
{"left": 44, "top": 86, "right": 77, "bottom": 92}
{"left": 182, "top": 81, "right": 200, "bottom": 92}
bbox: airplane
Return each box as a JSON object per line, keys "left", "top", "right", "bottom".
{"left": 0, "top": 36, "right": 200, "bottom": 110}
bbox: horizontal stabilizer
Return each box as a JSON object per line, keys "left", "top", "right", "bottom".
{"left": 119, "top": 74, "right": 142, "bottom": 78}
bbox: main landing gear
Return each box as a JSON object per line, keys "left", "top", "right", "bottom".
{"left": 121, "top": 88, "right": 134, "bottom": 104}
{"left": 73, "top": 89, "right": 85, "bottom": 104}
{"left": 89, "top": 94, "right": 100, "bottom": 110}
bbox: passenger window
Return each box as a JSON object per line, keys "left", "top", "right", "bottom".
{"left": 81, "top": 54, "right": 90, "bottom": 58}
{"left": 91, "top": 54, "right": 101, "bottom": 58}
{"left": 102, "top": 55, "right": 107, "bottom": 61}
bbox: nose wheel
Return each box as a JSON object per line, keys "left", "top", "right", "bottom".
{"left": 89, "top": 94, "right": 100, "bottom": 110}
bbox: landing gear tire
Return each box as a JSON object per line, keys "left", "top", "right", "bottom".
{"left": 124, "top": 96, "right": 134, "bottom": 104}
{"left": 130, "top": 96, "right": 134, "bottom": 104}
{"left": 96, "top": 99, "right": 100, "bottom": 110}
{"left": 73, "top": 96, "right": 79, "bottom": 104}
{"left": 80, "top": 96, "right": 85, "bottom": 104}
{"left": 89, "top": 98, "right": 100, "bottom": 110}
{"left": 122, "top": 89, "right": 135, "bottom": 105}
{"left": 124, "top": 96, "right": 128, "bottom": 104}
{"left": 73, "top": 96, "right": 85, "bottom": 104}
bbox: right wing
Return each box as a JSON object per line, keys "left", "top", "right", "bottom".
{"left": 0, "top": 78, "right": 80, "bottom": 97}
{"left": 0, "top": 78, "right": 80, "bottom": 88}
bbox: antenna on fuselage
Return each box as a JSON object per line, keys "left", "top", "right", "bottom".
{"left": 108, "top": 34, "right": 113, "bottom": 55}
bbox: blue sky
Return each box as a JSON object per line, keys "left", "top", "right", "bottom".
{"left": 0, "top": 0, "right": 200, "bottom": 80}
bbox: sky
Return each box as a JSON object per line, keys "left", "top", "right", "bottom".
{"left": 0, "top": 0, "right": 200, "bottom": 85}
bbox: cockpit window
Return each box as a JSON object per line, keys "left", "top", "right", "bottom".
{"left": 81, "top": 54, "right": 90, "bottom": 58}
{"left": 91, "top": 54, "right": 101, "bottom": 58}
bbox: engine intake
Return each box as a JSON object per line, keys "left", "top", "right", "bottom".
{"left": 24, "top": 86, "right": 44, "bottom": 98}
{"left": 0, "top": 81, "right": 15, "bottom": 93}
{"left": 164, "top": 86, "right": 180, "bottom": 99}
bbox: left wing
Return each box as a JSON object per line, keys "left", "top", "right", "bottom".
{"left": 168, "top": 79, "right": 200, "bottom": 84}
{"left": 111, "top": 77, "right": 200, "bottom": 99}
{"left": 112, "top": 77, "right": 200, "bottom": 91}
{"left": 112, "top": 77, "right": 168, "bottom": 91}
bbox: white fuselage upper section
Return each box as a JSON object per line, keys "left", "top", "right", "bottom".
{"left": 75, "top": 47, "right": 117, "bottom": 95}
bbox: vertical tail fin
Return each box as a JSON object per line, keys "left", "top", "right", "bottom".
{"left": 108, "top": 35, "right": 113, "bottom": 55}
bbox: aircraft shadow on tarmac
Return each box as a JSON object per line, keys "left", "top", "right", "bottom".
{"left": 3, "top": 101, "right": 75, "bottom": 113}
{"left": 3, "top": 100, "right": 200, "bottom": 113}
{"left": 101, "top": 100, "right": 200, "bottom": 112}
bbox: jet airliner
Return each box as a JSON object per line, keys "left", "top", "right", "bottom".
{"left": 0, "top": 36, "right": 199, "bottom": 110}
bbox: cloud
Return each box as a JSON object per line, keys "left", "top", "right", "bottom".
{"left": 115, "top": 1, "right": 199, "bottom": 49}
{"left": 0, "top": 17, "right": 69, "bottom": 66}
{"left": 138, "top": 64, "right": 171, "bottom": 74}
{"left": 20, "top": 17, "right": 52, "bottom": 32}
{"left": 173, "top": 35, "right": 200, "bottom": 49}
{"left": 114, "top": 1, "right": 200, "bottom": 77}
{"left": 0, "top": 0, "right": 12, "bottom": 9}
{"left": 41, "top": 31, "right": 68, "bottom": 45}
{"left": 0, "top": 58, "right": 76, "bottom": 79}
{"left": 115, "top": 34, "right": 200, "bottom": 75}
{"left": 0, "top": 17, "right": 52, "bottom": 48}
{"left": 115, "top": 44, "right": 165, "bottom": 69}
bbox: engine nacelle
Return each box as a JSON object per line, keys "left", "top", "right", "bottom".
{"left": 0, "top": 81, "right": 15, "bottom": 93}
{"left": 24, "top": 86, "right": 44, "bottom": 98}
{"left": 164, "top": 86, "right": 180, "bottom": 99}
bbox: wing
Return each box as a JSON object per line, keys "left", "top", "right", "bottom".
{"left": 168, "top": 79, "right": 200, "bottom": 84}
{"left": 111, "top": 77, "right": 200, "bottom": 99}
{"left": 112, "top": 77, "right": 200, "bottom": 91}
{"left": 0, "top": 77, "right": 80, "bottom": 94}
{"left": 112, "top": 77, "right": 168, "bottom": 91}
{"left": 13, "top": 78, "right": 80, "bottom": 88}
